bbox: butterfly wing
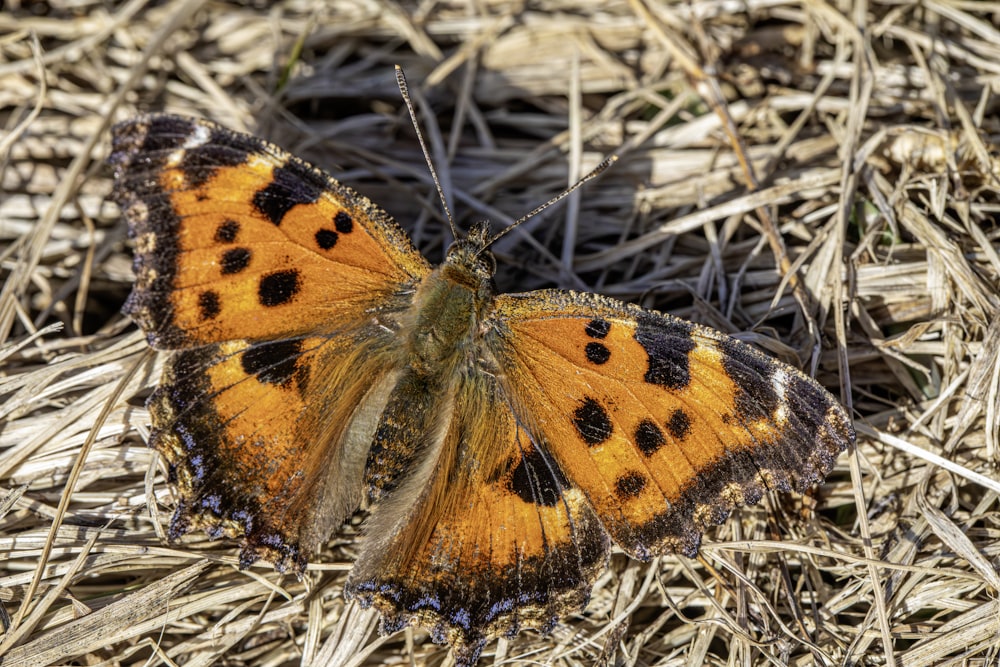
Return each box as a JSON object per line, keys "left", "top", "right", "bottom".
{"left": 487, "top": 289, "right": 853, "bottom": 560}
{"left": 111, "top": 114, "right": 431, "bottom": 571}
{"left": 345, "top": 368, "right": 610, "bottom": 666}
{"left": 111, "top": 114, "right": 429, "bottom": 348}
{"left": 152, "top": 330, "right": 404, "bottom": 571}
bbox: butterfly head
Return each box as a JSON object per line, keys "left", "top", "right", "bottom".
{"left": 443, "top": 221, "right": 497, "bottom": 284}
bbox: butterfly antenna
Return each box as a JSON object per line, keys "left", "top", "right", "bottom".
{"left": 395, "top": 65, "right": 458, "bottom": 239}
{"left": 485, "top": 154, "right": 619, "bottom": 249}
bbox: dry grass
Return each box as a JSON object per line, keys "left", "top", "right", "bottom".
{"left": 2, "top": 1, "right": 999, "bottom": 665}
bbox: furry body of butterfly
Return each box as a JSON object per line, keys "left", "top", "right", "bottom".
{"left": 111, "top": 113, "right": 853, "bottom": 665}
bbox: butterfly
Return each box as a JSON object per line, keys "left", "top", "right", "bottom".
{"left": 110, "top": 97, "right": 853, "bottom": 665}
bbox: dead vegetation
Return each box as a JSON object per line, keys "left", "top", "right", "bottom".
{"left": 2, "top": 0, "right": 1000, "bottom": 665}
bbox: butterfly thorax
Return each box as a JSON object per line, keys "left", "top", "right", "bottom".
{"left": 404, "top": 226, "right": 496, "bottom": 376}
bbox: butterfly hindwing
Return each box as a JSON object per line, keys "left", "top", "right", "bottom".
{"left": 488, "top": 289, "right": 853, "bottom": 560}
{"left": 151, "top": 326, "right": 400, "bottom": 572}
{"left": 345, "top": 369, "right": 610, "bottom": 665}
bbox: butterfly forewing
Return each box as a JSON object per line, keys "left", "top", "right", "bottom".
{"left": 111, "top": 114, "right": 430, "bottom": 349}
{"left": 489, "top": 289, "right": 853, "bottom": 560}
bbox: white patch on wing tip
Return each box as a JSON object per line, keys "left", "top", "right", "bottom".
{"left": 772, "top": 368, "right": 789, "bottom": 425}
{"left": 165, "top": 125, "right": 211, "bottom": 168}
{"left": 185, "top": 123, "right": 211, "bottom": 148}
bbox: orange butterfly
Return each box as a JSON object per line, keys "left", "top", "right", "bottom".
{"left": 111, "top": 98, "right": 852, "bottom": 664}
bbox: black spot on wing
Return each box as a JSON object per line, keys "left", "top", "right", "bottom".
{"left": 634, "top": 418, "right": 666, "bottom": 456}
{"left": 334, "top": 210, "right": 354, "bottom": 233}
{"left": 253, "top": 164, "right": 321, "bottom": 226}
{"left": 241, "top": 339, "right": 305, "bottom": 388}
{"left": 215, "top": 219, "right": 240, "bottom": 243}
{"left": 615, "top": 471, "right": 647, "bottom": 499}
{"left": 197, "top": 290, "right": 220, "bottom": 321}
{"left": 585, "top": 318, "right": 610, "bottom": 339}
{"left": 258, "top": 269, "right": 300, "bottom": 307}
{"left": 585, "top": 341, "right": 610, "bottom": 365}
{"left": 666, "top": 408, "right": 691, "bottom": 440}
{"left": 574, "top": 397, "right": 613, "bottom": 446}
{"left": 506, "top": 447, "right": 565, "bottom": 507}
{"left": 220, "top": 247, "right": 251, "bottom": 275}
{"left": 315, "top": 229, "right": 338, "bottom": 250}
{"left": 634, "top": 314, "right": 696, "bottom": 390}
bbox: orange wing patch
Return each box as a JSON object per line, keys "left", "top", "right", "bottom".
{"left": 111, "top": 114, "right": 428, "bottom": 572}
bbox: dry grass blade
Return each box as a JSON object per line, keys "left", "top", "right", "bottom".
{"left": 2, "top": 1, "right": 1000, "bottom": 666}
{"left": 1, "top": 562, "right": 210, "bottom": 667}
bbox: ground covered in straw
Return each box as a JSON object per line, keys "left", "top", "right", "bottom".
{"left": 2, "top": 1, "right": 999, "bottom": 666}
